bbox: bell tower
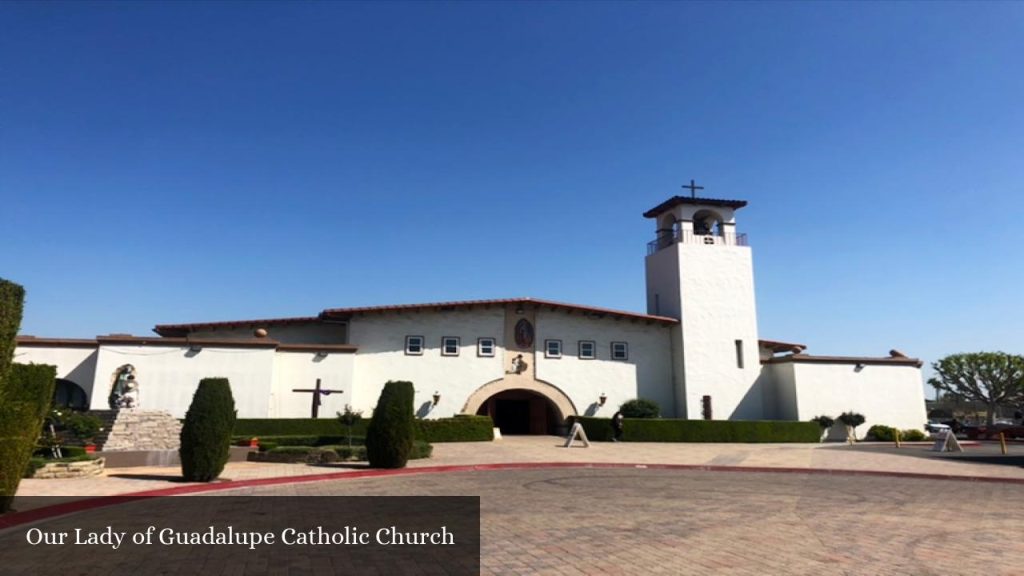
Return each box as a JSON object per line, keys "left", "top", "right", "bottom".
{"left": 644, "top": 184, "right": 762, "bottom": 420}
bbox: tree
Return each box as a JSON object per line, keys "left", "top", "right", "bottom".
{"left": 179, "top": 378, "right": 237, "bottom": 482}
{"left": 811, "top": 415, "right": 834, "bottom": 430}
{"left": 0, "top": 278, "right": 56, "bottom": 513}
{"left": 619, "top": 398, "right": 660, "bottom": 418}
{"left": 837, "top": 412, "right": 865, "bottom": 443}
{"left": 928, "top": 352, "right": 1024, "bottom": 426}
{"left": 337, "top": 405, "right": 364, "bottom": 448}
{"left": 365, "top": 381, "right": 415, "bottom": 469}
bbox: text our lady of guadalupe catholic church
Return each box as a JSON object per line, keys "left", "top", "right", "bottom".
{"left": 15, "top": 185, "right": 927, "bottom": 439}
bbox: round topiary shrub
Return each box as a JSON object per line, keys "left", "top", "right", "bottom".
{"left": 867, "top": 424, "right": 896, "bottom": 442}
{"left": 811, "top": 415, "right": 835, "bottom": 430}
{"left": 365, "top": 381, "right": 415, "bottom": 469}
{"left": 901, "top": 429, "right": 927, "bottom": 441}
{"left": 179, "top": 377, "right": 237, "bottom": 482}
{"left": 619, "top": 398, "right": 660, "bottom": 419}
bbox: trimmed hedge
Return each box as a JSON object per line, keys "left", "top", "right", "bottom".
{"left": 868, "top": 425, "right": 928, "bottom": 442}
{"left": 569, "top": 416, "right": 821, "bottom": 443}
{"left": 0, "top": 279, "right": 25, "bottom": 395}
{"left": 179, "top": 378, "right": 237, "bottom": 482}
{"left": 233, "top": 415, "right": 494, "bottom": 443}
{"left": 234, "top": 419, "right": 368, "bottom": 437}
{"left": 1, "top": 363, "right": 57, "bottom": 512}
{"left": 415, "top": 416, "right": 493, "bottom": 442}
{"left": 366, "top": 381, "right": 415, "bottom": 469}
{"left": 252, "top": 441, "right": 432, "bottom": 464}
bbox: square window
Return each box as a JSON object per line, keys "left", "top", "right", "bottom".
{"left": 610, "top": 341, "right": 628, "bottom": 361}
{"left": 405, "top": 335, "right": 424, "bottom": 356}
{"left": 578, "top": 340, "right": 596, "bottom": 359}
{"left": 545, "top": 339, "right": 562, "bottom": 359}
{"left": 442, "top": 336, "right": 460, "bottom": 357}
{"left": 478, "top": 337, "right": 496, "bottom": 357}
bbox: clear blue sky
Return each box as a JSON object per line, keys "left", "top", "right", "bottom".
{"left": 2, "top": 2, "right": 1022, "bottom": 393}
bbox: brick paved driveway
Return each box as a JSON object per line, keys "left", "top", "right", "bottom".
{"left": 223, "top": 467, "right": 1024, "bottom": 576}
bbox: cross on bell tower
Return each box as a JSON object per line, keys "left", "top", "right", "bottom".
{"left": 681, "top": 179, "right": 704, "bottom": 198}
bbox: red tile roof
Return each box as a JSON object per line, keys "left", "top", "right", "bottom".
{"left": 758, "top": 339, "right": 808, "bottom": 354}
{"left": 643, "top": 196, "right": 748, "bottom": 218}
{"left": 320, "top": 297, "right": 679, "bottom": 325}
{"left": 153, "top": 316, "right": 323, "bottom": 337}
{"left": 763, "top": 353, "right": 923, "bottom": 368}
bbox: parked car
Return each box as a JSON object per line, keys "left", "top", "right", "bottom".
{"left": 964, "top": 424, "right": 1024, "bottom": 440}
{"left": 925, "top": 422, "right": 950, "bottom": 435}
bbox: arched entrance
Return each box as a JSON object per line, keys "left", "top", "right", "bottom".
{"left": 476, "top": 389, "right": 561, "bottom": 435}
{"left": 53, "top": 379, "right": 88, "bottom": 410}
{"left": 464, "top": 378, "right": 577, "bottom": 436}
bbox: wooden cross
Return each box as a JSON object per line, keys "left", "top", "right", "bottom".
{"left": 292, "top": 378, "right": 343, "bottom": 418}
{"left": 682, "top": 179, "right": 704, "bottom": 198}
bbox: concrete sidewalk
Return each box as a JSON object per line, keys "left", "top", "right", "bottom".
{"left": 14, "top": 437, "right": 1024, "bottom": 501}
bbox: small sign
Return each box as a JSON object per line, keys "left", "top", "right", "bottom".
{"left": 563, "top": 422, "right": 590, "bottom": 448}
{"left": 931, "top": 430, "right": 963, "bottom": 453}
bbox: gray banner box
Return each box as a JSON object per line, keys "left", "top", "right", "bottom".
{"left": 1, "top": 496, "right": 480, "bottom": 575}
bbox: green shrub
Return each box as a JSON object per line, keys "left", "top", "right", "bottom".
{"left": 619, "top": 398, "right": 660, "bottom": 418}
{"left": 867, "top": 424, "right": 897, "bottom": 441}
{"left": 1, "top": 363, "right": 57, "bottom": 512}
{"left": 415, "top": 415, "right": 493, "bottom": 442}
{"left": 320, "top": 445, "right": 368, "bottom": 461}
{"left": 410, "top": 440, "right": 433, "bottom": 459}
{"left": 811, "top": 415, "right": 835, "bottom": 430}
{"left": 24, "top": 457, "right": 47, "bottom": 478}
{"left": 569, "top": 416, "right": 821, "bottom": 443}
{"left": 179, "top": 378, "right": 237, "bottom": 482}
{"left": 23, "top": 454, "right": 97, "bottom": 478}
{"left": 34, "top": 445, "right": 87, "bottom": 458}
{"left": 257, "top": 441, "right": 279, "bottom": 452}
{"left": 0, "top": 279, "right": 25, "bottom": 395}
{"left": 306, "top": 448, "right": 339, "bottom": 465}
{"left": 901, "top": 429, "right": 927, "bottom": 441}
{"left": 838, "top": 412, "right": 866, "bottom": 437}
{"left": 365, "top": 381, "right": 415, "bottom": 469}
{"left": 268, "top": 445, "right": 318, "bottom": 454}
{"left": 64, "top": 412, "right": 104, "bottom": 443}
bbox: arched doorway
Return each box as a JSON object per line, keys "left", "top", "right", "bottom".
{"left": 53, "top": 379, "right": 88, "bottom": 410}
{"left": 476, "top": 389, "right": 561, "bottom": 435}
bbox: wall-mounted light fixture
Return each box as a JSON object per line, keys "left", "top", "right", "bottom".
{"left": 188, "top": 345, "right": 203, "bottom": 353}
{"left": 314, "top": 351, "right": 329, "bottom": 360}
{"left": 598, "top": 393, "right": 607, "bottom": 406}
{"left": 432, "top": 391, "right": 441, "bottom": 406}
{"left": 515, "top": 304, "right": 524, "bottom": 315}
{"left": 854, "top": 363, "right": 865, "bottom": 372}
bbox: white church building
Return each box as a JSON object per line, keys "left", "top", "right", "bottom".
{"left": 15, "top": 194, "right": 928, "bottom": 436}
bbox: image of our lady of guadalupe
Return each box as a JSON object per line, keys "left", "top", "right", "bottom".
{"left": 108, "top": 364, "right": 138, "bottom": 409}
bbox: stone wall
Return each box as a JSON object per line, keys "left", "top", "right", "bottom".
{"left": 93, "top": 410, "right": 182, "bottom": 451}
{"left": 32, "top": 457, "right": 104, "bottom": 479}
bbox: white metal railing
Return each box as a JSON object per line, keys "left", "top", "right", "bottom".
{"left": 646, "top": 230, "right": 748, "bottom": 255}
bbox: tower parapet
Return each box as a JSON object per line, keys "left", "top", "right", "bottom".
{"left": 644, "top": 196, "right": 749, "bottom": 254}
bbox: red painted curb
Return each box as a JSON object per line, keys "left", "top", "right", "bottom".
{"left": 4, "top": 461, "right": 1024, "bottom": 530}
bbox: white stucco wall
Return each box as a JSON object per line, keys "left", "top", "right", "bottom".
{"left": 533, "top": 309, "right": 676, "bottom": 418}
{"left": 348, "top": 309, "right": 506, "bottom": 418}
{"left": 13, "top": 345, "right": 99, "bottom": 400}
{"left": 270, "top": 351, "right": 354, "bottom": 418}
{"left": 789, "top": 362, "right": 928, "bottom": 436}
{"left": 676, "top": 243, "right": 762, "bottom": 420}
{"left": 758, "top": 362, "right": 797, "bottom": 420}
{"left": 91, "top": 344, "right": 277, "bottom": 418}
{"left": 645, "top": 245, "right": 682, "bottom": 319}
